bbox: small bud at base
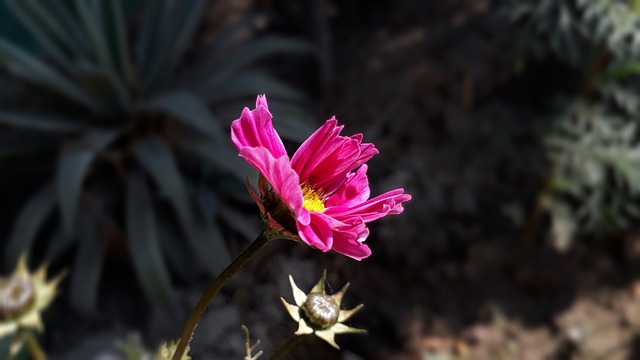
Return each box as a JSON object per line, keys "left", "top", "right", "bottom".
{"left": 301, "top": 293, "right": 340, "bottom": 329}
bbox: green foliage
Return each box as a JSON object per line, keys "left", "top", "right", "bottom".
{"left": 504, "top": 0, "right": 640, "bottom": 66}
{"left": 0, "top": 0, "right": 316, "bottom": 312}
{"left": 546, "top": 104, "right": 640, "bottom": 246}
{"left": 504, "top": 0, "right": 640, "bottom": 247}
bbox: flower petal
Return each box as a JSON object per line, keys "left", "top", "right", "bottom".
{"left": 351, "top": 135, "right": 378, "bottom": 170}
{"left": 330, "top": 218, "right": 372, "bottom": 261}
{"left": 291, "top": 118, "right": 376, "bottom": 193}
{"left": 297, "top": 212, "right": 334, "bottom": 251}
{"left": 238, "top": 147, "right": 309, "bottom": 225}
{"left": 325, "top": 165, "right": 370, "bottom": 208}
{"left": 326, "top": 189, "right": 411, "bottom": 223}
{"left": 231, "top": 95, "right": 287, "bottom": 159}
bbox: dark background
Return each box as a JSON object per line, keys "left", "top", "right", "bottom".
{"left": 2, "top": 0, "right": 640, "bottom": 359}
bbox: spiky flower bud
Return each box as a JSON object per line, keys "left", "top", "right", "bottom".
{"left": 0, "top": 254, "right": 65, "bottom": 339}
{"left": 301, "top": 293, "right": 340, "bottom": 329}
{"left": 281, "top": 270, "right": 366, "bottom": 349}
{"left": 0, "top": 276, "right": 35, "bottom": 320}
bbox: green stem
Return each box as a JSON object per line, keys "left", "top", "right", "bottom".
{"left": 23, "top": 330, "right": 46, "bottom": 360}
{"left": 172, "top": 232, "right": 272, "bottom": 360}
{"left": 268, "top": 335, "right": 303, "bottom": 360}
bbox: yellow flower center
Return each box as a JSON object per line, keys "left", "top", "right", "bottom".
{"left": 302, "top": 183, "right": 325, "bottom": 212}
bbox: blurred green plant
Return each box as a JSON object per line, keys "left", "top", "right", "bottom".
{"left": 503, "top": 0, "right": 640, "bottom": 249}
{"left": 0, "top": 0, "right": 315, "bottom": 312}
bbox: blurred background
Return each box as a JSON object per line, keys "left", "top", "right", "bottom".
{"left": 2, "top": 0, "right": 640, "bottom": 359}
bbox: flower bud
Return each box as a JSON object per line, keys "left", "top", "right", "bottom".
{"left": 281, "top": 271, "right": 366, "bottom": 349}
{"left": 301, "top": 293, "right": 340, "bottom": 329}
{"left": 0, "top": 276, "right": 35, "bottom": 320}
{"left": 0, "top": 254, "right": 65, "bottom": 339}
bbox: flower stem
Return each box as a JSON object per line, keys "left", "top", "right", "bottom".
{"left": 268, "top": 335, "right": 303, "bottom": 360}
{"left": 172, "top": 232, "right": 272, "bottom": 360}
{"left": 23, "top": 330, "right": 46, "bottom": 360}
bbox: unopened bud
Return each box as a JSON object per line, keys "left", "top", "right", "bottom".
{"left": 0, "top": 276, "right": 35, "bottom": 320}
{"left": 301, "top": 293, "right": 339, "bottom": 329}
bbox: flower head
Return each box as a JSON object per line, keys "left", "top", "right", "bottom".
{"left": 232, "top": 95, "right": 411, "bottom": 260}
{"left": 281, "top": 271, "right": 365, "bottom": 349}
{"left": 0, "top": 254, "right": 64, "bottom": 339}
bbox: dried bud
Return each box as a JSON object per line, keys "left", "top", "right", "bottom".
{"left": 0, "top": 276, "right": 36, "bottom": 320}
{"left": 281, "top": 270, "right": 366, "bottom": 349}
{"left": 0, "top": 254, "right": 65, "bottom": 339}
{"left": 301, "top": 293, "right": 339, "bottom": 329}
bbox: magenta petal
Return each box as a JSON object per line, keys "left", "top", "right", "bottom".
{"left": 291, "top": 118, "right": 371, "bottom": 193}
{"left": 231, "top": 95, "right": 287, "bottom": 159}
{"left": 332, "top": 240, "right": 372, "bottom": 261}
{"left": 297, "top": 212, "right": 334, "bottom": 251}
{"left": 325, "top": 165, "right": 370, "bottom": 208}
{"left": 331, "top": 218, "right": 372, "bottom": 260}
{"left": 291, "top": 118, "right": 342, "bottom": 181}
{"left": 326, "top": 188, "right": 411, "bottom": 223}
{"left": 238, "top": 147, "right": 309, "bottom": 225}
{"left": 308, "top": 138, "right": 361, "bottom": 192}
{"left": 353, "top": 142, "right": 378, "bottom": 169}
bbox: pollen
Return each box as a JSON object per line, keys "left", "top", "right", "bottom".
{"left": 302, "top": 183, "right": 325, "bottom": 212}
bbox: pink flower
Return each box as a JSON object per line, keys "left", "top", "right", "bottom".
{"left": 231, "top": 95, "right": 411, "bottom": 260}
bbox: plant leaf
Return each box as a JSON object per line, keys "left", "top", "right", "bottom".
{"left": 73, "top": 63, "right": 131, "bottom": 115}
{"left": 48, "top": 0, "right": 92, "bottom": 57}
{"left": 44, "top": 229, "right": 74, "bottom": 262}
{"left": 143, "top": 0, "right": 205, "bottom": 93}
{"left": 75, "top": 0, "right": 114, "bottom": 73}
{"left": 132, "top": 137, "right": 228, "bottom": 276}
{"left": 196, "top": 14, "right": 267, "bottom": 64}
{"left": 6, "top": 0, "right": 75, "bottom": 64}
{"left": 0, "top": 111, "right": 88, "bottom": 133}
{"left": 69, "top": 207, "right": 106, "bottom": 314}
{"left": 57, "top": 129, "right": 118, "bottom": 237}
{"left": 218, "top": 203, "right": 261, "bottom": 240}
{"left": 147, "top": 91, "right": 224, "bottom": 143}
{"left": 4, "top": 183, "right": 55, "bottom": 270}
{"left": 156, "top": 221, "right": 198, "bottom": 283}
{"left": 136, "top": 0, "right": 170, "bottom": 94}
{"left": 0, "top": 37, "right": 102, "bottom": 113}
{"left": 194, "top": 36, "right": 314, "bottom": 90}
{"left": 264, "top": 101, "right": 317, "bottom": 142}
{"left": 177, "top": 137, "right": 252, "bottom": 181}
{"left": 605, "top": 60, "right": 640, "bottom": 80}
{"left": 197, "top": 218, "right": 231, "bottom": 275}
{"left": 195, "top": 70, "right": 304, "bottom": 103}
{"left": 213, "top": 100, "right": 316, "bottom": 143}
{"left": 180, "top": 13, "right": 266, "bottom": 85}
{"left": 126, "top": 172, "right": 174, "bottom": 308}
{"left": 102, "top": 0, "right": 135, "bottom": 86}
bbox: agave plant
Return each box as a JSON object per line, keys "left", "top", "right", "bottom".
{"left": 0, "top": 0, "right": 315, "bottom": 312}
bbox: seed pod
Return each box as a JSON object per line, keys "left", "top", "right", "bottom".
{"left": 280, "top": 270, "right": 366, "bottom": 349}
{"left": 0, "top": 254, "right": 65, "bottom": 339}
{"left": 0, "top": 276, "right": 36, "bottom": 320}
